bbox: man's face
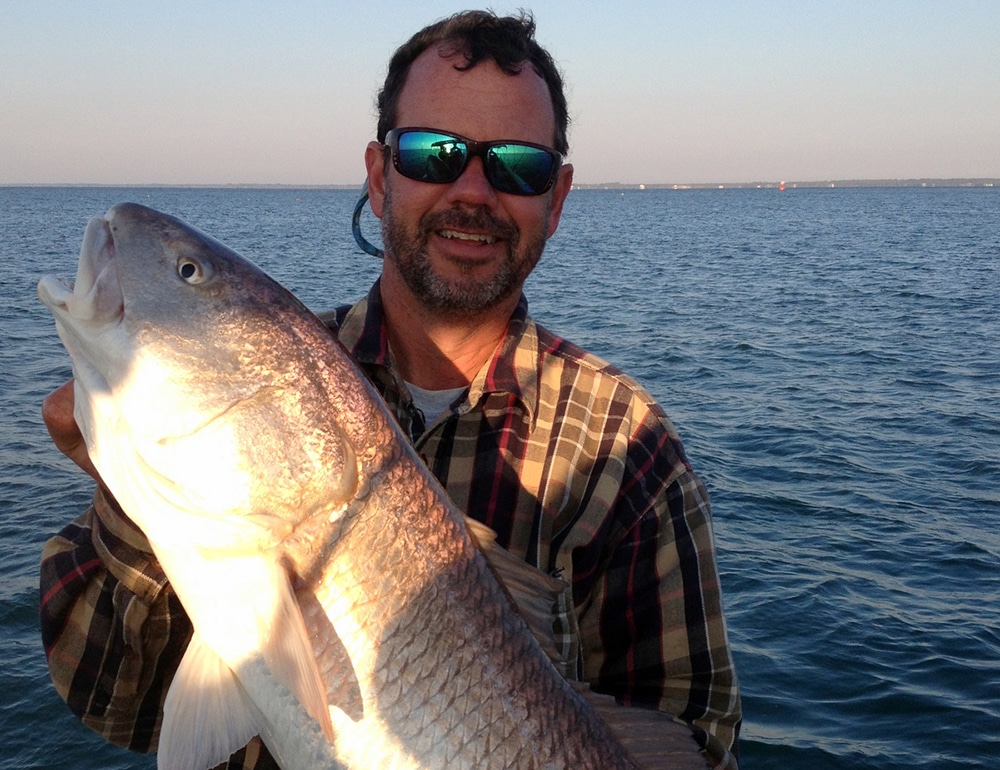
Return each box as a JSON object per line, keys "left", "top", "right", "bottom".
{"left": 366, "top": 48, "right": 573, "bottom": 318}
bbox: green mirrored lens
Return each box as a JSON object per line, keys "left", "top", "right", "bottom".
{"left": 396, "top": 131, "right": 468, "bottom": 183}
{"left": 486, "top": 145, "right": 555, "bottom": 195}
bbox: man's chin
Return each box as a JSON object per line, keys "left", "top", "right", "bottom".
{"left": 412, "top": 271, "right": 519, "bottom": 316}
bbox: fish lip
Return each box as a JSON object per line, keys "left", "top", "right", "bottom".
{"left": 38, "top": 214, "right": 124, "bottom": 325}
{"left": 36, "top": 273, "right": 74, "bottom": 309}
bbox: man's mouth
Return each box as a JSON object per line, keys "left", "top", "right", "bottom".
{"left": 438, "top": 229, "right": 498, "bottom": 245}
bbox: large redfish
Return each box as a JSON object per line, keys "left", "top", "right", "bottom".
{"left": 37, "top": 203, "right": 705, "bottom": 770}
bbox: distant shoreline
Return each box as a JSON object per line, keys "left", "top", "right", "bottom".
{"left": 2, "top": 178, "right": 997, "bottom": 190}
{"left": 573, "top": 178, "right": 998, "bottom": 190}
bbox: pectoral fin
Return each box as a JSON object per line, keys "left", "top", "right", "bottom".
{"left": 161, "top": 555, "right": 335, "bottom": 767}
{"left": 260, "top": 562, "right": 336, "bottom": 742}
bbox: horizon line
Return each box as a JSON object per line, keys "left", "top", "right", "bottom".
{"left": 2, "top": 177, "right": 998, "bottom": 190}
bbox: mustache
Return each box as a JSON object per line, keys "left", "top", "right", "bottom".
{"left": 419, "top": 207, "right": 519, "bottom": 243}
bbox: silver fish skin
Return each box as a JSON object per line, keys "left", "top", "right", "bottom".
{"left": 37, "top": 203, "right": 644, "bottom": 770}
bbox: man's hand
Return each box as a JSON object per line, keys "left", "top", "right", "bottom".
{"left": 42, "top": 379, "right": 100, "bottom": 481}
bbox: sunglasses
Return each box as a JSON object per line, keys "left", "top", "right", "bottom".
{"left": 384, "top": 127, "right": 562, "bottom": 196}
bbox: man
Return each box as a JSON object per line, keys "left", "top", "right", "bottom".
{"left": 40, "top": 10, "right": 741, "bottom": 769}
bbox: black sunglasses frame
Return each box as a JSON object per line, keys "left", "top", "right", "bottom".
{"left": 384, "top": 127, "right": 562, "bottom": 196}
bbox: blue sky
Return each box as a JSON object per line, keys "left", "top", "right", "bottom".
{"left": 2, "top": 0, "right": 998, "bottom": 185}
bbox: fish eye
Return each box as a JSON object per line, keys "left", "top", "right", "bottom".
{"left": 177, "top": 257, "right": 209, "bottom": 284}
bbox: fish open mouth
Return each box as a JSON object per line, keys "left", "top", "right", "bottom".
{"left": 38, "top": 213, "right": 124, "bottom": 324}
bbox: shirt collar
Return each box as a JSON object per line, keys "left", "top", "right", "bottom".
{"left": 335, "top": 279, "right": 392, "bottom": 368}
{"left": 336, "top": 279, "right": 540, "bottom": 423}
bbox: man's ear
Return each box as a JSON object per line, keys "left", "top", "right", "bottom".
{"left": 365, "top": 141, "right": 387, "bottom": 219}
{"left": 546, "top": 163, "right": 574, "bottom": 239}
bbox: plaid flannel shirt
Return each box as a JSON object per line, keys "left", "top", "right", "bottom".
{"left": 40, "top": 281, "right": 741, "bottom": 768}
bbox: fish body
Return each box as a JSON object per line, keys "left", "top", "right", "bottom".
{"left": 37, "top": 203, "right": 646, "bottom": 769}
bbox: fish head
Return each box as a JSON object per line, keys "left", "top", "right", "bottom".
{"left": 38, "top": 203, "right": 358, "bottom": 548}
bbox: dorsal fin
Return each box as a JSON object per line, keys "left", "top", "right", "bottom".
{"left": 464, "top": 516, "right": 568, "bottom": 664}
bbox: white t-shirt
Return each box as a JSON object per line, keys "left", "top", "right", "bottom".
{"left": 405, "top": 381, "right": 467, "bottom": 424}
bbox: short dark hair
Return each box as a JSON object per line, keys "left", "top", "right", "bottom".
{"left": 376, "top": 10, "right": 570, "bottom": 155}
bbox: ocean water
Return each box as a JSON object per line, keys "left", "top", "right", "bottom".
{"left": 1, "top": 185, "right": 997, "bottom": 769}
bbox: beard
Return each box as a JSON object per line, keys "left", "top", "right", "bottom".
{"left": 380, "top": 186, "right": 549, "bottom": 317}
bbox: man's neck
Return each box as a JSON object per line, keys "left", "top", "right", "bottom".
{"left": 379, "top": 272, "right": 516, "bottom": 390}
